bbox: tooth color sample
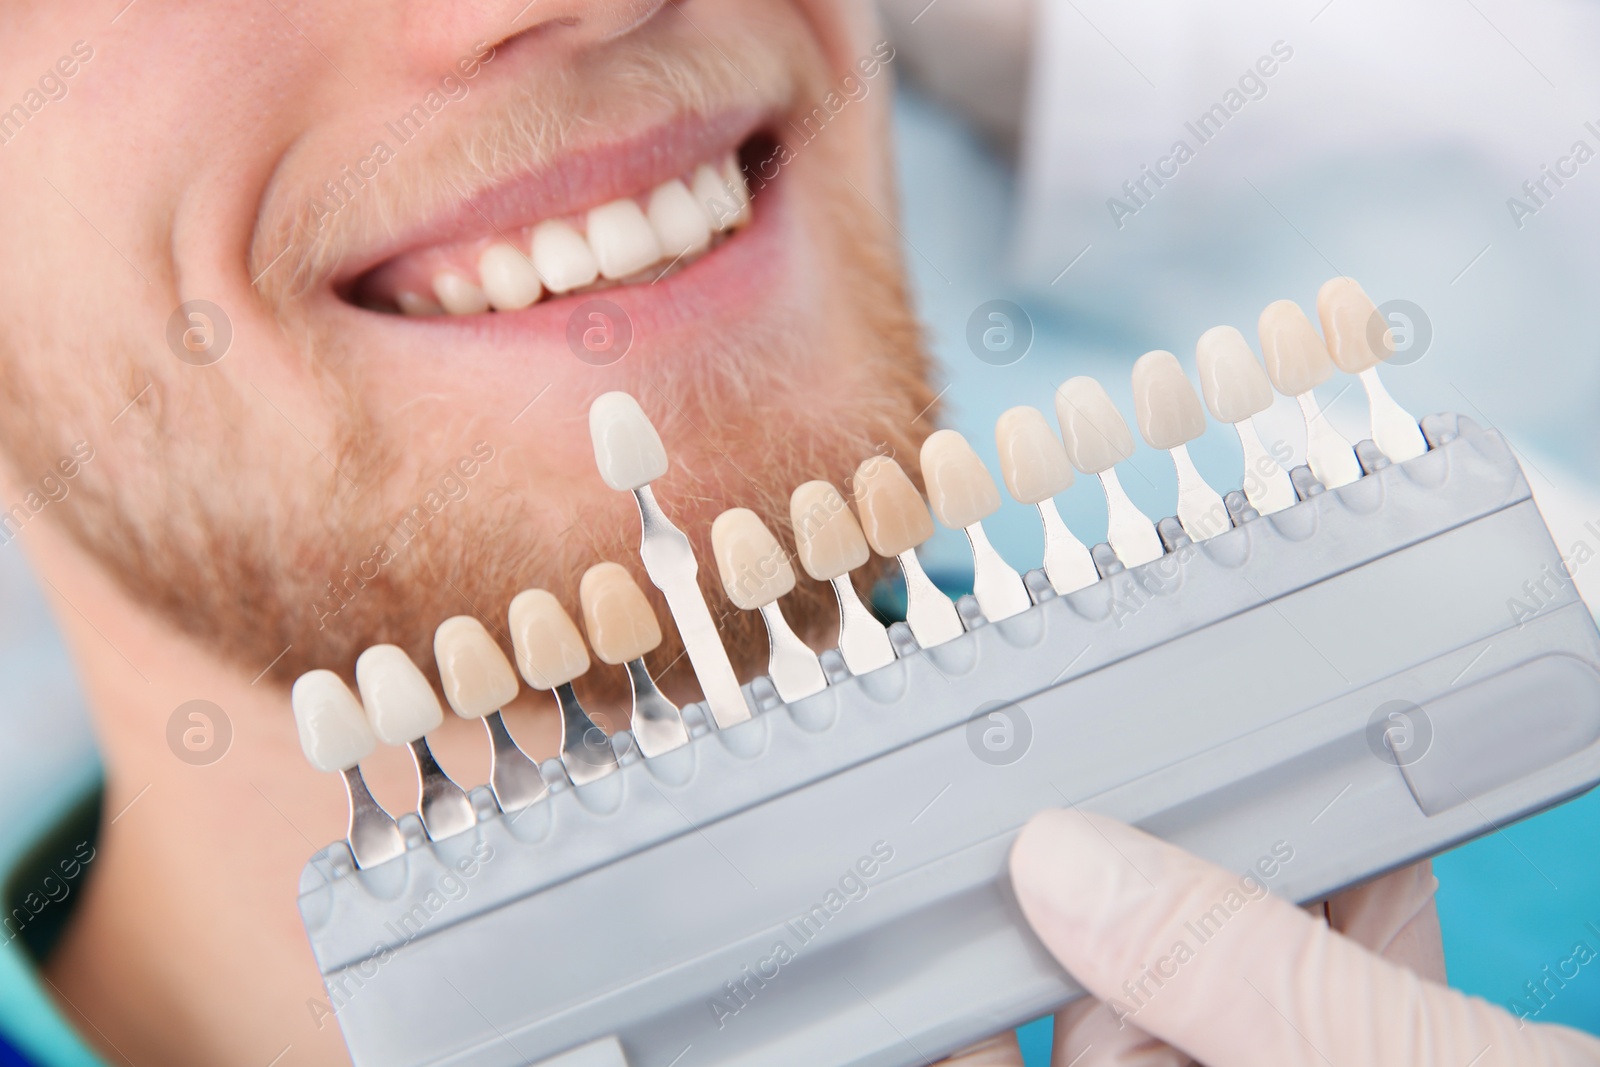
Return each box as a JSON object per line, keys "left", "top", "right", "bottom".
{"left": 1258, "top": 300, "right": 1335, "bottom": 397}
{"left": 693, "top": 162, "right": 743, "bottom": 232}
{"left": 790, "top": 481, "right": 870, "bottom": 580}
{"left": 291, "top": 670, "right": 377, "bottom": 773}
{"left": 1195, "top": 326, "right": 1274, "bottom": 424}
{"left": 432, "top": 271, "right": 489, "bottom": 316}
{"left": 355, "top": 645, "right": 445, "bottom": 746}
{"left": 647, "top": 179, "right": 713, "bottom": 258}
{"left": 589, "top": 392, "right": 669, "bottom": 491}
{"left": 586, "top": 199, "right": 663, "bottom": 280}
{"left": 1132, "top": 351, "right": 1207, "bottom": 450}
{"left": 995, "top": 406, "right": 1074, "bottom": 505}
{"left": 530, "top": 220, "right": 599, "bottom": 294}
{"left": 1055, "top": 377, "right": 1134, "bottom": 474}
{"left": 712, "top": 508, "right": 797, "bottom": 610}
{"left": 433, "top": 616, "right": 520, "bottom": 719}
{"left": 1318, "top": 276, "right": 1391, "bottom": 374}
{"left": 509, "top": 590, "right": 590, "bottom": 690}
{"left": 477, "top": 243, "right": 543, "bottom": 311}
{"left": 579, "top": 562, "right": 662, "bottom": 666}
{"left": 920, "top": 429, "right": 1001, "bottom": 529}
{"left": 852, "top": 456, "right": 935, "bottom": 557}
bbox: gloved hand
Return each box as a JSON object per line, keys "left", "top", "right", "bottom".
{"left": 941, "top": 809, "right": 1600, "bottom": 1066}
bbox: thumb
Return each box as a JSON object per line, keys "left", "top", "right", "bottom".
{"left": 1008, "top": 809, "right": 1600, "bottom": 1067}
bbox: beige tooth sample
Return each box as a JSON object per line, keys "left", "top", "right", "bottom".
{"left": 1259, "top": 299, "right": 1361, "bottom": 488}
{"left": 712, "top": 508, "right": 826, "bottom": 703}
{"left": 291, "top": 670, "right": 403, "bottom": 869}
{"left": 587, "top": 198, "right": 663, "bottom": 280}
{"left": 1196, "top": 326, "right": 1296, "bottom": 515}
{"left": 355, "top": 644, "right": 476, "bottom": 840}
{"left": 589, "top": 391, "right": 669, "bottom": 492}
{"left": 921, "top": 430, "right": 1030, "bottom": 620}
{"left": 432, "top": 271, "right": 489, "bottom": 316}
{"left": 477, "top": 243, "right": 543, "bottom": 311}
{"left": 647, "top": 179, "right": 713, "bottom": 258}
{"left": 434, "top": 616, "right": 545, "bottom": 813}
{"left": 790, "top": 481, "right": 895, "bottom": 675}
{"left": 578, "top": 562, "right": 687, "bottom": 757}
{"left": 510, "top": 589, "right": 617, "bottom": 785}
{"left": 581, "top": 563, "right": 663, "bottom": 665}
{"left": 1317, "top": 276, "right": 1426, "bottom": 461}
{"left": 1054, "top": 377, "right": 1162, "bottom": 567}
{"left": 586, "top": 391, "right": 750, "bottom": 731}
{"left": 995, "top": 406, "right": 1097, "bottom": 593}
{"left": 530, "top": 219, "right": 600, "bottom": 293}
{"left": 1132, "top": 351, "right": 1228, "bottom": 542}
{"left": 852, "top": 455, "right": 963, "bottom": 648}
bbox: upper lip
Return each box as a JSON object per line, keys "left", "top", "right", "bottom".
{"left": 332, "top": 106, "right": 770, "bottom": 293}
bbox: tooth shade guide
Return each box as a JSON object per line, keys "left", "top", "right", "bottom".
{"left": 622, "top": 657, "right": 689, "bottom": 758}
{"left": 711, "top": 507, "right": 796, "bottom": 611}
{"left": 1168, "top": 444, "right": 1229, "bottom": 542}
{"left": 434, "top": 616, "right": 520, "bottom": 720}
{"left": 789, "top": 480, "right": 871, "bottom": 581}
{"left": 1195, "top": 325, "right": 1274, "bottom": 424}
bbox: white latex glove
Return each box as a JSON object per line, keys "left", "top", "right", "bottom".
{"left": 942, "top": 810, "right": 1600, "bottom": 1066}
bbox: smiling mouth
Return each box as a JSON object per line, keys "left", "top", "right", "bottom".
{"left": 349, "top": 132, "right": 774, "bottom": 317}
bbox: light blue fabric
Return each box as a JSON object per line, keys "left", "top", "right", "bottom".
{"left": 889, "top": 85, "right": 1600, "bottom": 1062}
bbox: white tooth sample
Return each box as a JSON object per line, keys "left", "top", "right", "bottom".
{"left": 1259, "top": 299, "right": 1360, "bottom": 489}
{"left": 853, "top": 455, "right": 963, "bottom": 648}
{"left": 477, "top": 243, "right": 543, "bottom": 311}
{"left": 579, "top": 563, "right": 687, "bottom": 758}
{"left": 647, "top": 179, "right": 713, "bottom": 259}
{"left": 509, "top": 588, "right": 616, "bottom": 785}
{"left": 433, "top": 616, "right": 545, "bottom": 813}
{"left": 431, "top": 271, "right": 490, "bottom": 316}
{"left": 921, "top": 430, "right": 1029, "bottom": 621}
{"left": 587, "top": 396, "right": 750, "bottom": 731}
{"left": 395, "top": 290, "right": 442, "bottom": 317}
{"left": 1054, "top": 377, "right": 1162, "bottom": 567}
{"left": 292, "top": 669, "right": 377, "bottom": 773}
{"left": 1317, "top": 277, "right": 1426, "bottom": 461}
{"left": 291, "top": 670, "right": 403, "bottom": 869}
{"left": 355, "top": 643, "right": 474, "bottom": 840}
{"left": 1196, "top": 325, "right": 1295, "bottom": 515}
{"left": 433, "top": 616, "right": 520, "bottom": 719}
{"left": 589, "top": 391, "right": 669, "bottom": 491}
{"left": 1132, "top": 351, "right": 1228, "bottom": 542}
{"left": 693, "top": 162, "right": 744, "bottom": 233}
{"left": 587, "top": 198, "right": 663, "bottom": 280}
{"left": 995, "top": 406, "right": 1096, "bottom": 594}
{"left": 722, "top": 152, "right": 753, "bottom": 226}
{"left": 712, "top": 508, "right": 825, "bottom": 702}
{"left": 530, "top": 219, "right": 600, "bottom": 294}
{"left": 355, "top": 644, "right": 445, "bottom": 745}
{"left": 789, "top": 480, "right": 895, "bottom": 675}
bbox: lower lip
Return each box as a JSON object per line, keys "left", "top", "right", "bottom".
{"left": 327, "top": 151, "right": 790, "bottom": 368}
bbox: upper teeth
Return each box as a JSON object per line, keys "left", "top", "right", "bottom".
{"left": 397, "top": 150, "right": 752, "bottom": 317}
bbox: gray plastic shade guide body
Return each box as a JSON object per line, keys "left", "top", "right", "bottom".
{"left": 298, "top": 416, "right": 1600, "bottom": 1067}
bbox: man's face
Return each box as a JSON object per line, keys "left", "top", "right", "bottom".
{"left": 0, "top": 0, "right": 930, "bottom": 697}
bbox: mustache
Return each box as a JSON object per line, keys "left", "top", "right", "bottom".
{"left": 249, "top": 10, "right": 804, "bottom": 303}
